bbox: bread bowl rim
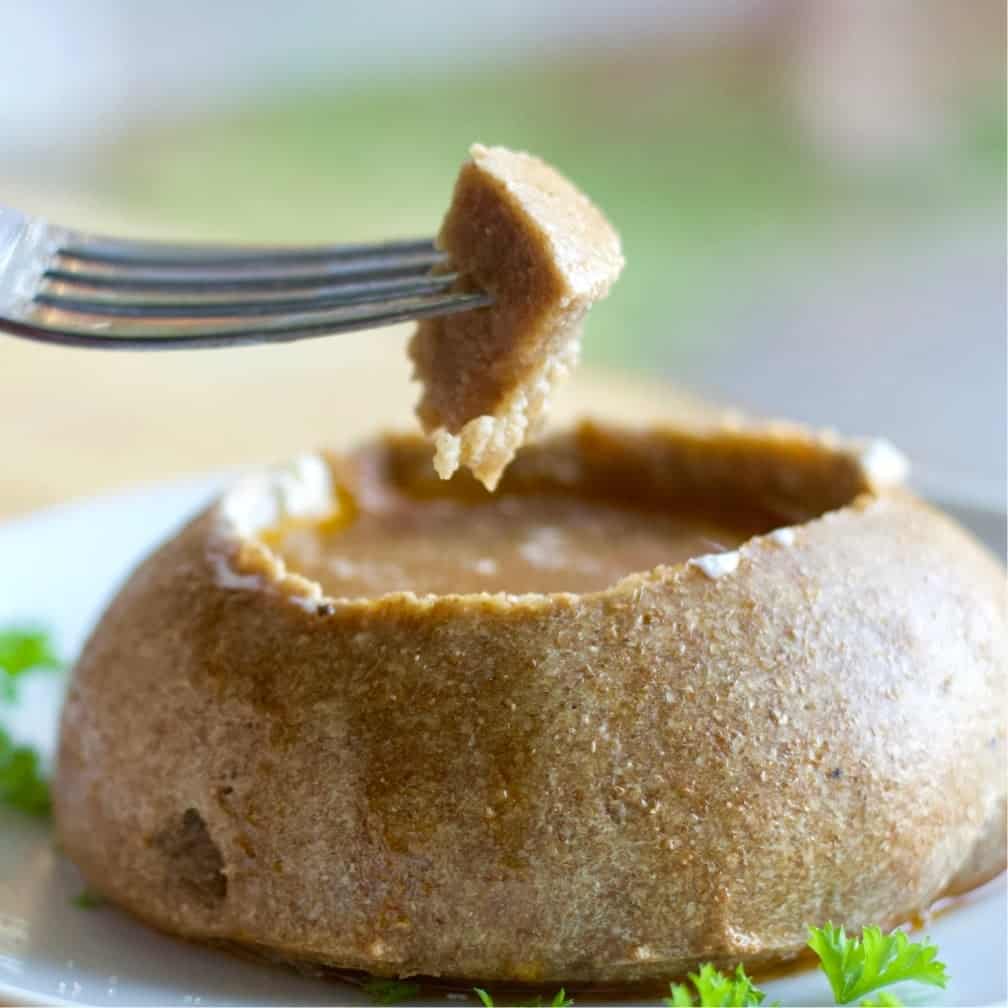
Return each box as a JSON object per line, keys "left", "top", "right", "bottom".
{"left": 212, "top": 418, "right": 910, "bottom": 613}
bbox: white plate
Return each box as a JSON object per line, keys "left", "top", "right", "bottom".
{"left": 0, "top": 479, "right": 1004, "bottom": 1007}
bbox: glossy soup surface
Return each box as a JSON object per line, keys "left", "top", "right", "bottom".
{"left": 267, "top": 490, "right": 753, "bottom": 596}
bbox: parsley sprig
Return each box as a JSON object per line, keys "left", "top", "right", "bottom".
{"left": 807, "top": 924, "right": 947, "bottom": 1005}
{"left": 0, "top": 628, "right": 60, "bottom": 701}
{"left": 474, "top": 989, "right": 573, "bottom": 1007}
{"left": 0, "top": 728, "right": 51, "bottom": 815}
{"left": 361, "top": 978, "right": 422, "bottom": 1005}
{"left": 0, "top": 627, "right": 61, "bottom": 817}
{"left": 858, "top": 994, "right": 903, "bottom": 1007}
{"left": 72, "top": 888, "right": 105, "bottom": 910}
{"left": 665, "top": 964, "right": 769, "bottom": 1006}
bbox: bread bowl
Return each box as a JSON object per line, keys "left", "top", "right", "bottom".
{"left": 53, "top": 419, "right": 1006, "bottom": 985}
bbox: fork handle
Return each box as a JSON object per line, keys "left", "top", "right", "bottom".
{"left": 0, "top": 208, "right": 62, "bottom": 317}
{"left": 0, "top": 206, "right": 28, "bottom": 277}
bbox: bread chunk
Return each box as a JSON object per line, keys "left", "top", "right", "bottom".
{"left": 410, "top": 144, "right": 624, "bottom": 489}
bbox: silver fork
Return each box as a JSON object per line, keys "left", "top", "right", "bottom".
{"left": 0, "top": 207, "right": 490, "bottom": 350}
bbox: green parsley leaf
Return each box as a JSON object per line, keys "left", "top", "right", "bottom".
{"left": 361, "top": 977, "right": 421, "bottom": 1005}
{"left": 473, "top": 989, "right": 573, "bottom": 1007}
{"left": 807, "top": 923, "right": 947, "bottom": 1004}
{"left": 860, "top": 994, "right": 903, "bottom": 1007}
{"left": 72, "top": 888, "right": 104, "bottom": 909}
{"left": 665, "top": 984, "right": 696, "bottom": 1007}
{"left": 0, "top": 628, "right": 61, "bottom": 701}
{"left": 0, "top": 726, "right": 51, "bottom": 816}
{"left": 665, "top": 963, "right": 768, "bottom": 1006}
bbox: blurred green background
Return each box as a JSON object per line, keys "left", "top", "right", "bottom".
{"left": 95, "top": 34, "right": 1004, "bottom": 373}
{"left": 2, "top": 0, "right": 1005, "bottom": 501}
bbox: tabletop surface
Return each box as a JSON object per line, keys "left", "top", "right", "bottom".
{"left": 0, "top": 323, "right": 719, "bottom": 520}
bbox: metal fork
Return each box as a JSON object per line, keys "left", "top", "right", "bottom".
{"left": 0, "top": 207, "right": 490, "bottom": 350}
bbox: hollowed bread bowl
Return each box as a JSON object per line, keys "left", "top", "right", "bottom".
{"left": 55, "top": 420, "right": 1007, "bottom": 984}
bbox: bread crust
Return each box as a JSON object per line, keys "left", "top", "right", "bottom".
{"left": 54, "top": 421, "right": 1006, "bottom": 984}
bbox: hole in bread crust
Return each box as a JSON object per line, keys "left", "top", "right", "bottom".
{"left": 153, "top": 808, "right": 227, "bottom": 908}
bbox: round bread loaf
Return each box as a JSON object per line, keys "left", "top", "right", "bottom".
{"left": 54, "top": 421, "right": 1006, "bottom": 984}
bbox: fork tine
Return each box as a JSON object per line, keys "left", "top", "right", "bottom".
{"left": 35, "top": 273, "right": 460, "bottom": 318}
{"left": 45, "top": 251, "right": 448, "bottom": 292}
{"left": 1, "top": 209, "right": 489, "bottom": 351}
{"left": 10, "top": 290, "right": 491, "bottom": 350}
{"left": 57, "top": 234, "right": 439, "bottom": 268}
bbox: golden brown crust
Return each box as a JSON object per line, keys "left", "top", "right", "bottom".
{"left": 409, "top": 145, "right": 623, "bottom": 489}
{"left": 54, "top": 422, "right": 1006, "bottom": 984}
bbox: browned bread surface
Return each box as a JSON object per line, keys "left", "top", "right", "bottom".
{"left": 54, "top": 422, "right": 1007, "bottom": 983}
